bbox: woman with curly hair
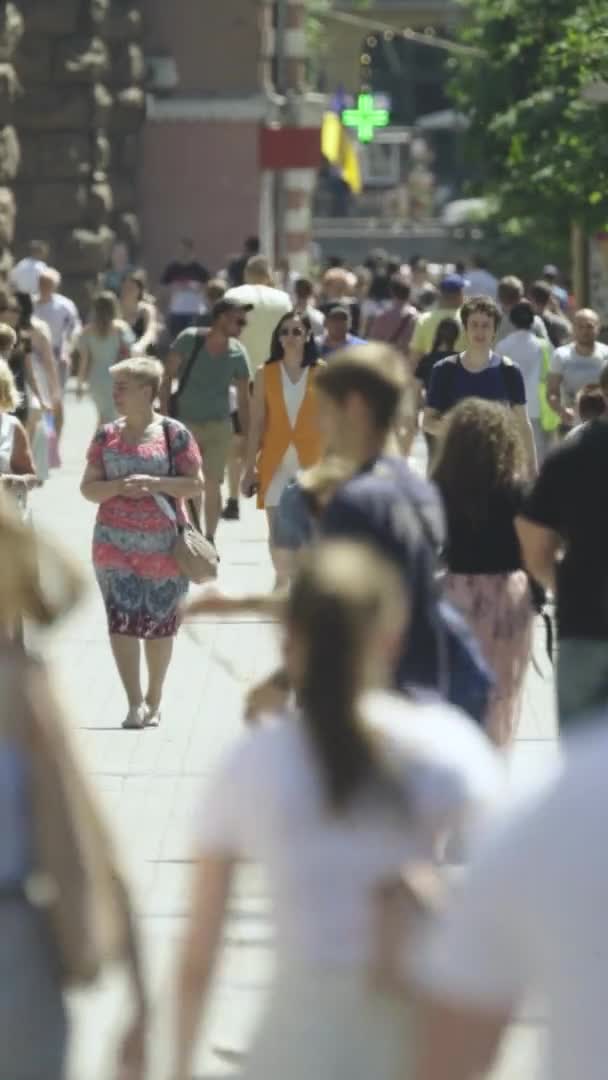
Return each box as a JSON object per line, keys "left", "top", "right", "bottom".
{"left": 432, "top": 398, "right": 534, "bottom": 746}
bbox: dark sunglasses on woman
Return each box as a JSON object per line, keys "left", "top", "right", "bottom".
{"left": 279, "top": 326, "right": 304, "bottom": 338}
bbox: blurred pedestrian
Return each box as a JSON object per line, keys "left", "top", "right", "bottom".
{"left": 9, "top": 239, "right": 49, "bottom": 299}
{"left": 76, "top": 292, "right": 133, "bottom": 427}
{"left": 0, "top": 358, "right": 37, "bottom": 516}
{"left": 161, "top": 238, "right": 209, "bottom": 339}
{"left": 547, "top": 308, "right": 608, "bottom": 432}
{"left": 409, "top": 275, "right": 466, "bottom": 370}
{"left": 320, "top": 305, "right": 366, "bottom": 357}
{"left": 529, "top": 279, "right": 571, "bottom": 348}
{"left": 496, "top": 275, "right": 549, "bottom": 343}
{"left": 119, "top": 273, "right": 158, "bottom": 356}
{"left": 498, "top": 299, "right": 557, "bottom": 462}
{"left": 0, "top": 493, "right": 147, "bottom": 1080}
{"left": 516, "top": 409, "right": 608, "bottom": 728}
{"left": 171, "top": 542, "right": 502, "bottom": 1080}
{"left": 412, "top": 717, "right": 608, "bottom": 1080}
{"left": 80, "top": 358, "right": 204, "bottom": 729}
{"left": 567, "top": 382, "right": 607, "bottom": 437}
{"left": 225, "top": 254, "right": 291, "bottom": 377}
{"left": 368, "top": 275, "right": 418, "bottom": 356}
{"left": 34, "top": 268, "right": 81, "bottom": 438}
{"left": 432, "top": 399, "right": 534, "bottom": 747}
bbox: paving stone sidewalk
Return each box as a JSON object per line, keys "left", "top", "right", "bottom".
{"left": 31, "top": 394, "right": 557, "bottom": 1079}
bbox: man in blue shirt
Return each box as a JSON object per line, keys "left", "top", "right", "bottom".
{"left": 423, "top": 295, "right": 537, "bottom": 476}
{"left": 320, "top": 304, "right": 366, "bottom": 357}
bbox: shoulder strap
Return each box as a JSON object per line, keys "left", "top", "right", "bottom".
{"left": 436, "top": 353, "right": 461, "bottom": 408}
{"left": 497, "top": 356, "right": 521, "bottom": 406}
{"left": 162, "top": 418, "right": 203, "bottom": 535}
{"left": 175, "top": 331, "right": 206, "bottom": 401}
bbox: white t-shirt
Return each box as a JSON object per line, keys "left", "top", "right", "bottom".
{"left": 551, "top": 342, "right": 608, "bottom": 404}
{"left": 225, "top": 284, "right": 292, "bottom": 375}
{"left": 413, "top": 719, "right": 608, "bottom": 1080}
{"left": 197, "top": 692, "right": 503, "bottom": 971}
{"left": 498, "top": 330, "right": 550, "bottom": 419}
{"left": 10, "top": 257, "right": 48, "bottom": 296}
{"left": 464, "top": 269, "right": 498, "bottom": 299}
{"left": 34, "top": 294, "right": 81, "bottom": 360}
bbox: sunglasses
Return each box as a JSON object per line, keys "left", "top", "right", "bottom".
{"left": 279, "top": 326, "right": 304, "bottom": 338}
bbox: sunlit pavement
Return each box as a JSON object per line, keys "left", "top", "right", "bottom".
{"left": 31, "top": 393, "right": 556, "bottom": 1079}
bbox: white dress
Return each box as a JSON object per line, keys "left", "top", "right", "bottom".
{"left": 264, "top": 366, "right": 309, "bottom": 508}
{"left": 197, "top": 692, "right": 503, "bottom": 1080}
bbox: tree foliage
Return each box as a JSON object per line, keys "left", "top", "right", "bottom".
{"left": 450, "top": 0, "right": 608, "bottom": 236}
{"left": 305, "top": 0, "right": 370, "bottom": 90}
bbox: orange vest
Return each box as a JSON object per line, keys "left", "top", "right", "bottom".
{"left": 257, "top": 362, "right": 323, "bottom": 507}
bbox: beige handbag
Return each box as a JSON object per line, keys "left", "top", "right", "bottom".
{"left": 163, "top": 420, "right": 218, "bottom": 584}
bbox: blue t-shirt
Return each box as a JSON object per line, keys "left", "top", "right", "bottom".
{"left": 321, "top": 333, "right": 366, "bottom": 358}
{"left": 427, "top": 352, "right": 526, "bottom": 415}
{"left": 320, "top": 456, "right": 445, "bottom": 690}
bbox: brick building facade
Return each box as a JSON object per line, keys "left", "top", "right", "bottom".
{"left": 142, "top": 0, "right": 322, "bottom": 282}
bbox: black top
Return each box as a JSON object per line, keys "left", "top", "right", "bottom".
{"left": 444, "top": 486, "right": 525, "bottom": 574}
{"left": 321, "top": 456, "right": 445, "bottom": 690}
{"left": 161, "top": 260, "right": 209, "bottom": 287}
{"left": 522, "top": 419, "right": 608, "bottom": 639}
{"left": 416, "top": 349, "right": 453, "bottom": 391}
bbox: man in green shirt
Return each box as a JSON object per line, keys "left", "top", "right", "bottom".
{"left": 161, "top": 298, "right": 252, "bottom": 544}
{"left": 409, "top": 274, "right": 466, "bottom": 370}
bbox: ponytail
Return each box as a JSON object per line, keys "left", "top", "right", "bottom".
{"left": 298, "top": 592, "right": 377, "bottom": 810}
{"left": 288, "top": 543, "right": 409, "bottom": 814}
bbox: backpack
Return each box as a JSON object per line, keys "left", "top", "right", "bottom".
{"left": 378, "top": 458, "right": 494, "bottom": 724}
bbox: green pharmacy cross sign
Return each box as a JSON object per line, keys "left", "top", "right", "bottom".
{"left": 342, "top": 93, "right": 390, "bottom": 142}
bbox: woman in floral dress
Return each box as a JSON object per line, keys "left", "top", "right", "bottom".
{"left": 80, "top": 357, "right": 203, "bottom": 729}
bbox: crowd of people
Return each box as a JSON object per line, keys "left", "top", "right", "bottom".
{"left": 1, "top": 234, "right": 608, "bottom": 1080}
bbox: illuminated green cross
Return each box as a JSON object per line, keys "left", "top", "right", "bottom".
{"left": 342, "top": 93, "right": 390, "bottom": 142}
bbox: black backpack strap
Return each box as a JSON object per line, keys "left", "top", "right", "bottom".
{"left": 175, "top": 330, "right": 206, "bottom": 402}
{"left": 436, "top": 353, "right": 461, "bottom": 412}
{"left": 497, "top": 355, "right": 521, "bottom": 406}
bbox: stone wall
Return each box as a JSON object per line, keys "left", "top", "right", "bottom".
{"left": 0, "top": 0, "right": 146, "bottom": 313}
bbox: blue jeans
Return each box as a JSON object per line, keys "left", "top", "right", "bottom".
{"left": 557, "top": 637, "right": 608, "bottom": 729}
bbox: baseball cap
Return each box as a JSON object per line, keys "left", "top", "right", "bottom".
{"left": 211, "top": 297, "right": 254, "bottom": 320}
{"left": 440, "top": 274, "right": 466, "bottom": 293}
{"left": 542, "top": 264, "right": 559, "bottom": 279}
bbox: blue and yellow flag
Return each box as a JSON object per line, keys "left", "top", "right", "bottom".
{"left": 321, "top": 91, "right": 362, "bottom": 195}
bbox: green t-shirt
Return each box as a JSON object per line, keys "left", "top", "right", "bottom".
{"left": 173, "top": 329, "right": 251, "bottom": 424}
{"left": 410, "top": 307, "right": 466, "bottom": 355}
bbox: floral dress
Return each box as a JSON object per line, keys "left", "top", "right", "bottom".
{"left": 87, "top": 419, "right": 201, "bottom": 638}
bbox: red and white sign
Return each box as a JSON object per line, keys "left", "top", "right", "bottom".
{"left": 259, "top": 126, "right": 322, "bottom": 171}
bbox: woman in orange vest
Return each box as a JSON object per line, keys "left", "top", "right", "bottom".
{"left": 242, "top": 311, "right": 324, "bottom": 587}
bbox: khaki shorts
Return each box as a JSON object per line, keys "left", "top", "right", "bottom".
{"left": 188, "top": 419, "right": 233, "bottom": 482}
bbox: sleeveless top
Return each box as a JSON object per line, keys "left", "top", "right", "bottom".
{"left": 257, "top": 361, "right": 323, "bottom": 507}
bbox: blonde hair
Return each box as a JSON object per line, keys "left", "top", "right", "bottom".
{"left": 0, "top": 356, "right": 21, "bottom": 412}
{"left": 0, "top": 492, "right": 85, "bottom": 627}
{"left": 0, "top": 322, "right": 17, "bottom": 356}
{"left": 110, "top": 356, "right": 163, "bottom": 398}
